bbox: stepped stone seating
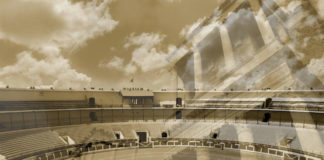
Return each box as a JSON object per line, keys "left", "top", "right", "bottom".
{"left": 54, "top": 122, "right": 324, "bottom": 154}
{"left": 1, "top": 122, "right": 324, "bottom": 159}
{"left": 0, "top": 129, "right": 65, "bottom": 159}
{"left": 54, "top": 125, "right": 115, "bottom": 144}
{"left": 185, "top": 98, "right": 264, "bottom": 108}
{"left": 217, "top": 123, "right": 324, "bottom": 155}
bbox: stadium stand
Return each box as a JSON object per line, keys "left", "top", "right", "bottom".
{"left": 0, "top": 90, "right": 324, "bottom": 160}
{"left": 1, "top": 122, "right": 323, "bottom": 160}
{"left": 0, "top": 129, "right": 65, "bottom": 160}
{"left": 1, "top": 107, "right": 324, "bottom": 133}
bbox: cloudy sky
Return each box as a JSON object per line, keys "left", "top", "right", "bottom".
{"left": 0, "top": 0, "right": 224, "bottom": 90}
{"left": 0, "top": 0, "right": 324, "bottom": 91}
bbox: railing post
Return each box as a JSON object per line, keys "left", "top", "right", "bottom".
{"left": 257, "top": 110, "right": 259, "bottom": 124}
{"left": 303, "top": 114, "right": 305, "bottom": 128}
{"left": 69, "top": 110, "right": 71, "bottom": 125}
{"left": 225, "top": 109, "right": 227, "bottom": 123}
{"left": 101, "top": 109, "right": 103, "bottom": 123}
{"left": 234, "top": 113, "right": 236, "bottom": 124}
{"left": 22, "top": 112, "right": 25, "bottom": 129}
{"left": 34, "top": 111, "right": 38, "bottom": 128}
{"left": 46, "top": 111, "right": 49, "bottom": 127}
{"left": 112, "top": 109, "right": 114, "bottom": 122}
{"left": 163, "top": 109, "right": 165, "bottom": 122}
{"left": 9, "top": 113, "right": 13, "bottom": 130}
{"left": 268, "top": 110, "right": 270, "bottom": 125}
{"left": 45, "top": 153, "right": 49, "bottom": 160}
{"left": 79, "top": 110, "right": 82, "bottom": 124}
{"left": 203, "top": 109, "right": 206, "bottom": 122}
{"left": 245, "top": 112, "right": 247, "bottom": 124}
{"left": 279, "top": 111, "right": 281, "bottom": 126}
{"left": 58, "top": 111, "right": 60, "bottom": 126}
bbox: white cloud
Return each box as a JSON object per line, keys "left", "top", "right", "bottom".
{"left": 163, "top": 0, "right": 182, "bottom": 3}
{"left": 103, "top": 32, "right": 190, "bottom": 76}
{"left": 318, "top": 0, "right": 324, "bottom": 19}
{"left": 99, "top": 56, "right": 138, "bottom": 75}
{"left": 0, "top": 0, "right": 118, "bottom": 55}
{"left": 0, "top": 51, "right": 91, "bottom": 89}
{"left": 111, "top": 33, "right": 184, "bottom": 74}
{"left": 125, "top": 63, "right": 138, "bottom": 75}
{"left": 0, "top": 0, "right": 118, "bottom": 89}
{"left": 99, "top": 56, "right": 124, "bottom": 70}
{"left": 124, "top": 32, "right": 166, "bottom": 49}
{"left": 179, "top": 16, "right": 222, "bottom": 48}
{"left": 100, "top": 1, "right": 324, "bottom": 90}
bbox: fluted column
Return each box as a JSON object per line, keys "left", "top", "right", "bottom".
{"left": 219, "top": 25, "right": 235, "bottom": 70}
{"left": 248, "top": 0, "right": 276, "bottom": 44}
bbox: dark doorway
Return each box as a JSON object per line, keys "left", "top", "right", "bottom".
{"left": 161, "top": 132, "right": 168, "bottom": 138}
{"left": 176, "top": 98, "right": 182, "bottom": 107}
{"left": 89, "top": 97, "right": 95, "bottom": 107}
{"left": 263, "top": 98, "right": 272, "bottom": 108}
{"left": 176, "top": 111, "right": 182, "bottom": 119}
{"left": 136, "top": 132, "right": 147, "bottom": 143}
{"left": 263, "top": 113, "right": 271, "bottom": 122}
{"left": 115, "top": 133, "right": 120, "bottom": 140}
{"left": 89, "top": 112, "right": 97, "bottom": 121}
{"left": 212, "top": 133, "right": 218, "bottom": 139}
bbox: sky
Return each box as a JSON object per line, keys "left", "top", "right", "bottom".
{"left": 0, "top": 0, "right": 324, "bottom": 91}
{"left": 0, "top": 0, "right": 225, "bottom": 90}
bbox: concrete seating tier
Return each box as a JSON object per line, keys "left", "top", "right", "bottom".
{"left": 1, "top": 108, "right": 324, "bottom": 132}
{"left": 52, "top": 122, "right": 324, "bottom": 154}
{"left": 0, "top": 129, "right": 65, "bottom": 160}
{"left": 24, "top": 137, "right": 322, "bottom": 160}
{"left": 1, "top": 122, "right": 324, "bottom": 159}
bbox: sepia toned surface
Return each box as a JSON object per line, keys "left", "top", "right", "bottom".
{"left": 0, "top": 0, "right": 324, "bottom": 160}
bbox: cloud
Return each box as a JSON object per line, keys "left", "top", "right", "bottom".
{"left": 0, "top": 0, "right": 118, "bottom": 89}
{"left": 174, "top": 1, "right": 324, "bottom": 90}
{"left": 124, "top": 63, "right": 138, "bottom": 75}
{"left": 180, "top": 17, "right": 210, "bottom": 46}
{"left": 0, "top": 0, "right": 118, "bottom": 55}
{"left": 100, "top": 1, "right": 324, "bottom": 90}
{"left": 99, "top": 55, "right": 139, "bottom": 75}
{"left": 126, "top": 33, "right": 170, "bottom": 72}
{"left": 99, "top": 56, "right": 124, "bottom": 70}
{"left": 163, "top": 0, "right": 182, "bottom": 3}
{"left": 318, "top": 0, "right": 324, "bottom": 19}
{"left": 124, "top": 32, "right": 166, "bottom": 49}
{"left": 107, "top": 33, "right": 187, "bottom": 75}
{"left": 0, "top": 51, "right": 91, "bottom": 89}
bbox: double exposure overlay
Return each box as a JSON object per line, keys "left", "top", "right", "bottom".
{"left": 0, "top": 0, "right": 324, "bottom": 160}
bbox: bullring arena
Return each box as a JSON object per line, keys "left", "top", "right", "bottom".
{"left": 1, "top": 0, "right": 324, "bottom": 159}
{"left": 0, "top": 88, "right": 324, "bottom": 160}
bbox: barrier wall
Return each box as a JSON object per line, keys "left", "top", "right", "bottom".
{"left": 22, "top": 138, "right": 323, "bottom": 160}
{"left": 1, "top": 108, "right": 323, "bottom": 132}
{"left": 0, "top": 89, "right": 122, "bottom": 106}
{"left": 1, "top": 89, "right": 324, "bottom": 107}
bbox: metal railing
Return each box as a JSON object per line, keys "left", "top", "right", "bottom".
{"left": 20, "top": 138, "right": 323, "bottom": 160}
